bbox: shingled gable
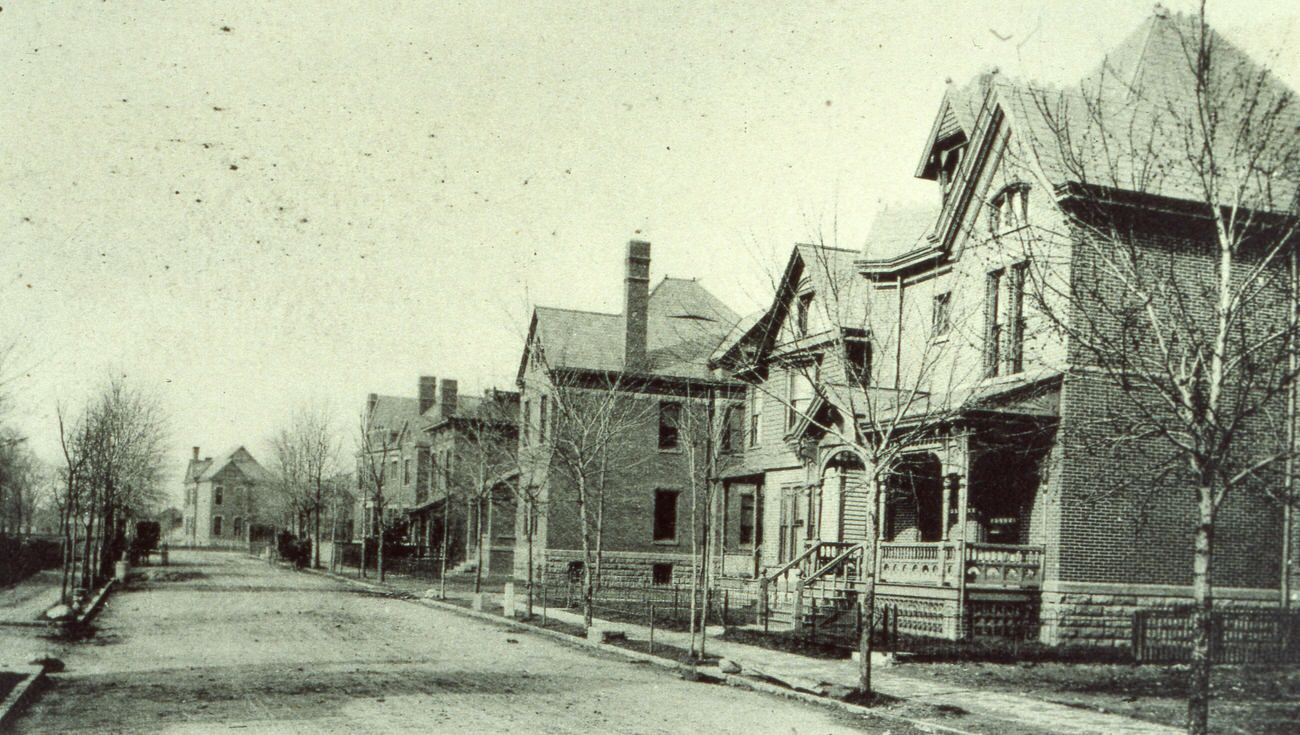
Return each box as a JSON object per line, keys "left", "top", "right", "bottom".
{"left": 519, "top": 276, "right": 740, "bottom": 382}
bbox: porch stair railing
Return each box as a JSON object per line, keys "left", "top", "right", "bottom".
{"left": 759, "top": 541, "right": 865, "bottom": 632}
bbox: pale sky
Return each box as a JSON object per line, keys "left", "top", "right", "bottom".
{"left": 3, "top": 1, "right": 1298, "bottom": 505}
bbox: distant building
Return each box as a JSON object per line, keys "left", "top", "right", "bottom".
{"left": 181, "top": 446, "right": 273, "bottom": 548}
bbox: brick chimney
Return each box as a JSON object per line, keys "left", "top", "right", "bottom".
{"left": 192, "top": 446, "right": 199, "bottom": 461}
{"left": 624, "top": 240, "right": 651, "bottom": 371}
{"left": 418, "top": 375, "right": 437, "bottom": 414}
{"left": 367, "top": 393, "right": 378, "bottom": 419}
{"left": 440, "top": 379, "right": 458, "bottom": 419}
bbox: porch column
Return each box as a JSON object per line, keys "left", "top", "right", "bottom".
{"left": 943, "top": 432, "right": 971, "bottom": 640}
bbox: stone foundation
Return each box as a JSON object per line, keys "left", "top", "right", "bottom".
{"left": 539, "top": 549, "right": 696, "bottom": 587}
{"left": 1040, "top": 582, "right": 1281, "bottom": 647}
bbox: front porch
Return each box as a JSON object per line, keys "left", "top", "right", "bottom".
{"left": 751, "top": 416, "right": 1054, "bottom": 640}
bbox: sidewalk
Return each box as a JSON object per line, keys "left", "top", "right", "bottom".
{"left": 329, "top": 564, "right": 1179, "bottom": 735}
{"left": 0, "top": 571, "right": 60, "bottom": 627}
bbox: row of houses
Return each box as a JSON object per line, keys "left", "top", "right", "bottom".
{"left": 198, "top": 10, "right": 1300, "bottom": 646}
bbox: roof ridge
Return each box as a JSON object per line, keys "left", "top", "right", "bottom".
{"left": 794, "top": 242, "right": 859, "bottom": 254}
{"left": 536, "top": 305, "right": 619, "bottom": 319}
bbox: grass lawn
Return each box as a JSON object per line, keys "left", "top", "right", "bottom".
{"left": 892, "top": 660, "right": 1300, "bottom": 735}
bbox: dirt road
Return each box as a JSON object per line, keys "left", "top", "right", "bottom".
{"left": 13, "top": 550, "right": 892, "bottom": 734}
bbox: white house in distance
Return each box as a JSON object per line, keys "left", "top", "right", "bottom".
{"left": 181, "top": 446, "right": 273, "bottom": 548}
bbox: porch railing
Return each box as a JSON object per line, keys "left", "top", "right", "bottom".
{"left": 758, "top": 541, "right": 857, "bottom": 621}
{"left": 878, "top": 541, "right": 1044, "bottom": 589}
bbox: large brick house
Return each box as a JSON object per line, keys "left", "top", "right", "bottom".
{"left": 354, "top": 379, "right": 437, "bottom": 544}
{"left": 513, "top": 241, "right": 746, "bottom": 587}
{"left": 181, "top": 446, "right": 273, "bottom": 548}
{"left": 356, "top": 376, "right": 520, "bottom": 574}
{"left": 411, "top": 384, "right": 519, "bottom": 577}
{"left": 713, "top": 11, "right": 1298, "bottom": 645}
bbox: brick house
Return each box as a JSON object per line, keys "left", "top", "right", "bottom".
{"left": 513, "top": 241, "right": 746, "bottom": 588}
{"left": 410, "top": 384, "right": 519, "bottom": 577}
{"left": 354, "top": 379, "right": 437, "bottom": 545}
{"left": 181, "top": 446, "right": 273, "bottom": 548}
{"left": 713, "top": 11, "right": 1298, "bottom": 645}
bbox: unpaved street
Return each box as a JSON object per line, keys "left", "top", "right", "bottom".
{"left": 14, "top": 550, "right": 887, "bottom": 734}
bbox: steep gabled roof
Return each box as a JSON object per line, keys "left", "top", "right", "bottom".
{"left": 523, "top": 276, "right": 740, "bottom": 382}
{"left": 715, "top": 243, "right": 866, "bottom": 371}
{"left": 196, "top": 446, "right": 271, "bottom": 484}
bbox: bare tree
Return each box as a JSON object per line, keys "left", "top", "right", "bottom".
{"left": 358, "top": 411, "right": 401, "bottom": 582}
{"left": 441, "top": 391, "right": 517, "bottom": 595}
{"left": 269, "top": 404, "right": 341, "bottom": 567}
{"left": 727, "top": 238, "right": 989, "bottom": 695}
{"left": 55, "top": 376, "right": 169, "bottom": 595}
{"left": 531, "top": 358, "right": 659, "bottom": 630}
{"left": 992, "top": 8, "right": 1300, "bottom": 732}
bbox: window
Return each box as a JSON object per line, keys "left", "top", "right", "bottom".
{"left": 984, "top": 269, "right": 1003, "bottom": 376}
{"left": 720, "top": 403, "right": 741, "bottom": 454}
{"left": 990, "top": 184, "right": 1030, "bottom": 233}
{"left": 522, "top": 400, "right": 532, "bottom": 445}
{"left": 652, "top": 563, "right": 673, "bottom": 586}
{"left": 212, "top": 515, "right": 223, "bottom": 536}
{"left": 846, "top": 342, "right": 872, "bottom": 386}
{"left": 658, "top": 401, "right": 681, "bottom": 450}
{"left": 214, "top": 486, "right": 223, "bottom": 506}
{"left": 938, "top": 144, "right": 966, "bottom": 198}
{"left": 538, "top": 396, "right": 548, "bottom": 442}
{"left": 933, "top": 292, "right": 952, "bottom": 337}
{"left": 403, "top": 458, "right": 411, "bottom": 485}
{"left": 796, "top": 292, "right": 814, "bottom": 336}
{"left": 748, "top": 388, "right": 763, "bottom": 447}
{"left": 653, "top": 490, "right": 679, "bottom": 542}
{"left": 985, "top": 264, "right": 1026, "bottom": 376}
{"left": 233, "top": 517, "right": 243, "bottom": 538}
{"left": 787, "top": 369, "right": 813, "bottom": 430}
{"left": 739, "top": 493, "right": 755, "bottom": 545}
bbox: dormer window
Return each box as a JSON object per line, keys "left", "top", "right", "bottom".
{"left": 938, "top": 144, "right": 966, "bottom": 197}
{"left": 990, "top": 184, "right": 1030, "bottom": 234}
{"left": 796, "top": 292, "right": 814, "bottom": 336}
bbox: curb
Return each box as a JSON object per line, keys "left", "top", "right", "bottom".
{"left": 311, "top": 569, "right": 981, "bottom": 735}
{"left": 73, "top": 579, "right": 116, "bottom": 627}
{"left": 0, "top": 665, "right": 48, "bottom": 732}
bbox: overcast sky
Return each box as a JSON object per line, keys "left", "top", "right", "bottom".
{"left": 3, "top": 1, "right": 1297, "bottom": 504}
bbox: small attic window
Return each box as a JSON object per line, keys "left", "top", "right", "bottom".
{"left": 796, "top": 292, "right": 814, "bottom": 336}
{"left": 938, "top": 143, "right": 966, "bottom": 195}
{"left": 990, "top": 184, "right": 1030, "bottom": 234}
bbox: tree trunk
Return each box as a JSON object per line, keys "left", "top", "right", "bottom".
{"left": 1187, "top": 485, "right": 1215, "bottom": 735}
{"left": 359, "top": 506, "right": 367, "bottom": 578}
{"left": 377, "top": 507, "right": 386, "bottom": 583}
{"left": 576, "top": 473, "right": 594, "bottom": 629}
{"left": 526, "top": 499, "right": 535, "bottom": 618}
{"left": 474, "top": 494, "right": 485, "bottom": 594}
{"left": 858, "top": 578, "right": 875, "bottom": 696}
{"left": 313, "top": 485, "right": 322, "bottom": 569}
{"left": 440, "top": 493, "right": 450, "bottom": 599}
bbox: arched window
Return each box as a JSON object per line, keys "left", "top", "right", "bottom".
{"left": 990, "top": 183, "right": 1030, "bottom": 234}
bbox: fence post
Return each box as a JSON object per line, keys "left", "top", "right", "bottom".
{"left": 724, "top": 590, "right": 730, "bottom": 626}
{"left": 759, "top": 578, "right": 769, "bottom": 633}
{"left": 891, "top": 603, "right": 899, "bottom": 650}
{"left": 541, "top": 580, "right": 548, "bottom": 626}
{"left": 649, "top": 601, "right": 656, "bottom": 655}
{"left": 673, "top": 586, "right": 679, "bottom": 619}
{"left": 1132, "top": 610, "right": 1143, "bottom": 662}
{"left": 794, "top": 582, "right": 805, "bottom": 633}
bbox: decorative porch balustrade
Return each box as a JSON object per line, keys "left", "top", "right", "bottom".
{"left": 877, "top": 541, "right": 1044, "bottom": 589}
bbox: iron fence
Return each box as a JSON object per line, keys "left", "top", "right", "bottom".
{"left": 1133, "top": 607, "right": 1300, "bottom": 664}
